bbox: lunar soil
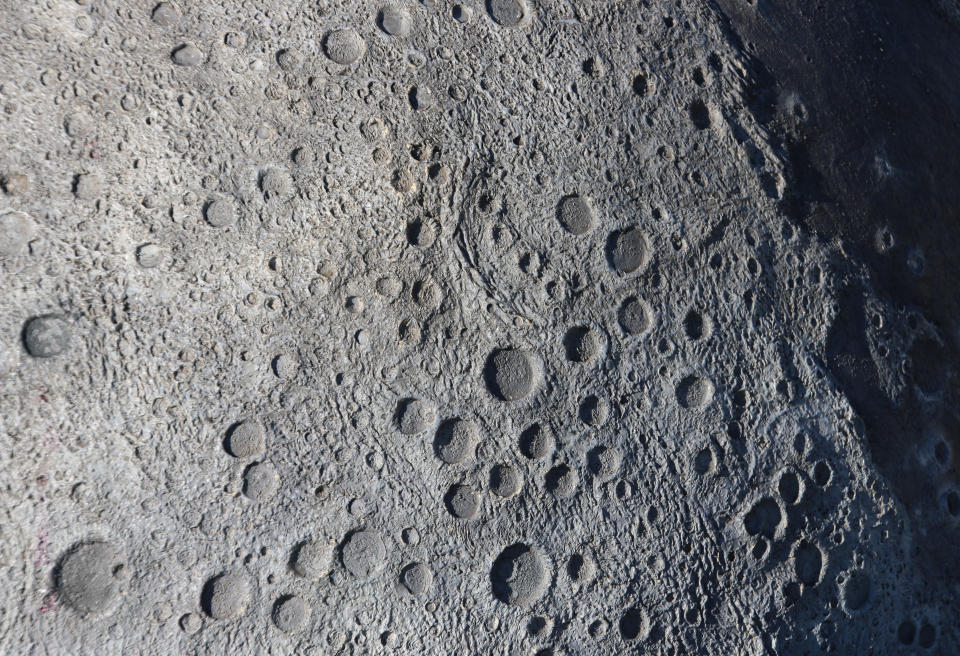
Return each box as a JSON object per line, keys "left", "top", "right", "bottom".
{"left": 1, "top": 0, "right": 958, "bottom": 655}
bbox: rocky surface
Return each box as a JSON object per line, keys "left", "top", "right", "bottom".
{"left": 1, "top": 0, "right": 958, "bottom": 654}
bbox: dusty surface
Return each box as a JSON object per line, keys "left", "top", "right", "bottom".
{"left": 0, "top": 0, "right": 957, "bottom": 654}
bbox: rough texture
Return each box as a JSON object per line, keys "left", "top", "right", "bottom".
{"left": 1, "top": 0, "right": 959, "bottom": 654}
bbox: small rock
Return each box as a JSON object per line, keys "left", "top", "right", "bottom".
{"left": 172, "top": 43, "right": 204, "bottom": 66}
{"left": 136, "top": 243, "right": 163, "bottom": 268}
{"left": 0, "top": 210, "right": 35, "bottom": 257}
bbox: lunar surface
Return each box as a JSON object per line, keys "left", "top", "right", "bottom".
{"left": 2, "top": 0, "right": 959, "bottom": 654}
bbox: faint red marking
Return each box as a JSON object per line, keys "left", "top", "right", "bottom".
{"left": 33, "top": 529, "right": 50, "bottom": 569}
{"left": 40, "top": 591, "right": 57, "bottom": 614}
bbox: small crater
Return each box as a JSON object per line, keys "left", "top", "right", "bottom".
{"left": 945, "top": 489, "right": 960, "bottom": 517}
{"left": 777, "top": 471, "right": 801, "bottom": 505}
{"left": 618, "top": 297, "right": 652, "bottom": 336}
{"left": 490, "top": 543, "right": 547, "bottom": 606}
{"left": 812, "top": 461, "right": 832, "bottom": 486}
{"left": 632, "top": 72, "right": 652, "bottom": 97}
{"left": 445, "top": 483, "right": 480, "bottom": 519}
{"left": 792, "top": 541, "right": 823, "bottom": 586}
{"left": 434, "top": 418, "right": 479, "bottom": 465}
{"left": 841, "top": 570, "right": 871, "bottom": 612}
{"left": 898, "top": 620, "right": 916, "bottom": 645}
{"left": 676, "top": 375, "right": 714, "bottom": 409}
{"left": 689, "top": 99, "right": 715, "bottom": 129}
{"left": 693, "top": 447, "right": 714, "bottom": 475}
{"left": 545, "top": 463, "right": 578, "bottom": 497}
{"left": 743, "top": 498, "right": 781, "bottom": 538}
{"left": 619, "top": 607, "right": 649, "bottom": 641}
{"left": 520, "top": 423, "right": 554, "bottom": 460}
{"left": 683, "top": 309, "right": 712, "bottom": 341}
{"left": 485, "top": 348, "right": 540, "bottom": 401}
{"left": 918, "top": 623, "right": 936, "bottom": 649}
{"left": 564, "top": 326, "right": 601, "bottom": 363}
